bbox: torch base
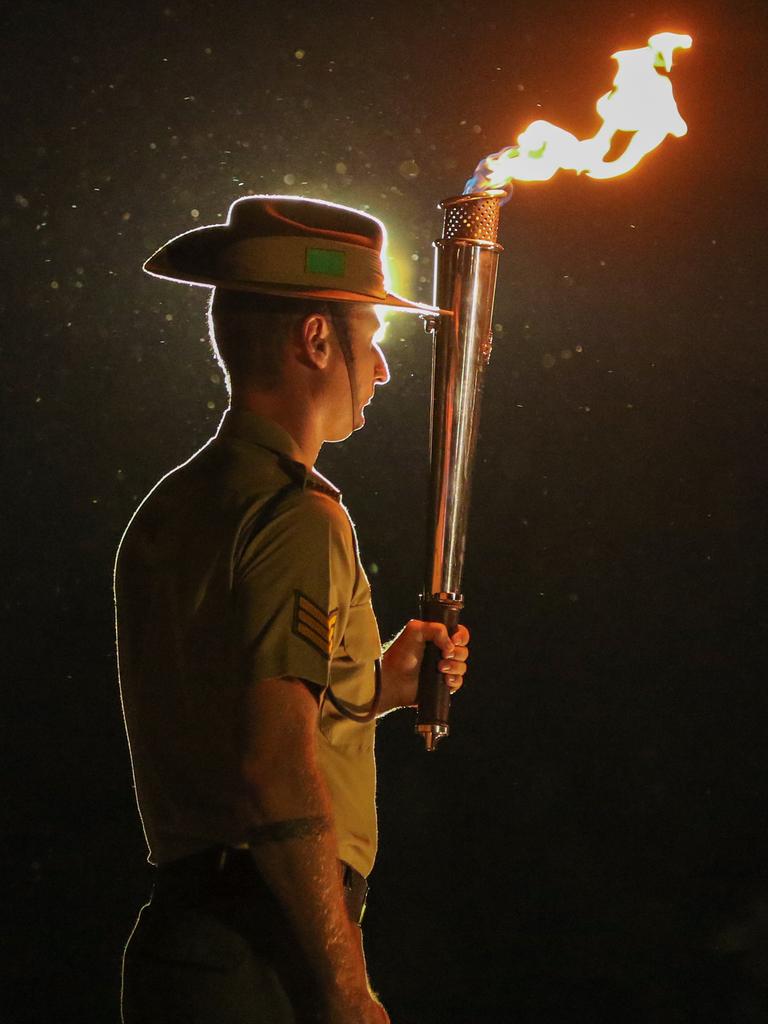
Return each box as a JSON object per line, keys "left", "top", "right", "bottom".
{"left": 417, "top": 723, "right": 450, "bottom": 752}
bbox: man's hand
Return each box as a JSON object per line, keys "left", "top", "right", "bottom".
{"left": 379, "top": 619, "right": 470, "bottom": 713}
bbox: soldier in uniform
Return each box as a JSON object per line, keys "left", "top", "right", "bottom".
{"left": 115, "top": 195, "right": 470, "bottom": 1024}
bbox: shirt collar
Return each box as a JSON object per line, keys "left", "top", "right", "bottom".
{"left": 216, "top": 407, "right": 342, "bottom": 502}
{"left": 217, "top": 407, "right": 305, "bottom": 459}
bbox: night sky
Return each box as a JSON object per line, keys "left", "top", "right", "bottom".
{"left": 4, "top": 1, "right": 768, "bottom": 1021}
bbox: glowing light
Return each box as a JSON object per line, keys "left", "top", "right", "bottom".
{"left": 464, "top": 32, "right": 692, "bottom": 194}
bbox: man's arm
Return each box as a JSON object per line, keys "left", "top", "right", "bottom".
{"left": 239, "top": 674, "right": 387, "bottom": 1024}
{"left": 377, "top": 620, "right": 471, "bottom": 716}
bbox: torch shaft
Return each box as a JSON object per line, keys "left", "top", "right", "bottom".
{"left": 417, "top": 191, "right": 504, "bottom": 750}
{"left": 425, "top": 238, "right": 501, "bottom": 597}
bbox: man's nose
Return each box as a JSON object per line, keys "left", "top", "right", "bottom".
{"left": 374, "top": 344, "right": 390, "bottom": 385}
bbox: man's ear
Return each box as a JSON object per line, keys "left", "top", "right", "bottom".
{"left": 297, "top": 314, "right": 332, "bottom": 369}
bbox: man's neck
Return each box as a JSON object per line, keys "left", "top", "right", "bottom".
{"left": 230, "top": 390, "right": 322, "bottom": 468}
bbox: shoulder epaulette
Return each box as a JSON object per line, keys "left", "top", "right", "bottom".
{"left": 275, "top": 454, "right": 309, "bottom": 488}
{"left": 275, "top": 454, "right": 342, "bottom": 503}
{"left": 305, "top": 471, "right": 342, "bottom": 502}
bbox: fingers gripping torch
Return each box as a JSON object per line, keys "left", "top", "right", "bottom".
{"left": 417, "top": 190, "right": 506, "bottom": 751}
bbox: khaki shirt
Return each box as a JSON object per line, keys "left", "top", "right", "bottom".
{"left": 115, "top": 409, "right": 382, "bottom": 877}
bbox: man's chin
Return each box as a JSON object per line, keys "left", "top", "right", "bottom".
{"left": 349, "top": 406, "right": 367, "bottom": 433}
{"left": 327, "top": 414, "right": 364, "bottom": 444}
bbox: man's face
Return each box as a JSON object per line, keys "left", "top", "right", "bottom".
{"left": 326, "top": 305, "right": 390, "bottom": 440}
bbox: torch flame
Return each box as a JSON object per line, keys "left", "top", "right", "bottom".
{"left": 464, "top": 32, "right": 692, "bottom": 194}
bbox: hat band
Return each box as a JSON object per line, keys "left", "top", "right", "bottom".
{"left": 216, "top": 236, "right": 388, "bottom": 299}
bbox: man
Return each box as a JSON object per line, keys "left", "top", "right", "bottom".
{"left": 115, "top": 195, "right": 470, "bottom": 1024}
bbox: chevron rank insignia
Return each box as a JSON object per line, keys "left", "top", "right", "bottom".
{"left": 292, "top": 591, "right": 338, "bottom": 660}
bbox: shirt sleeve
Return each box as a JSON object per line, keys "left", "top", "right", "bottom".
{"left": 231, "top": 489, "right": 357, "bottom": 693}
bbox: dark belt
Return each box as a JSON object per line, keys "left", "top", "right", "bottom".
{"left": 155, "top": 846, "right": 369, "bottom": 926}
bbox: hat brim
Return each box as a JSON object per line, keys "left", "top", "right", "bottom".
{"left": 143, "top": 255, "right": 443, "bottom": 316}
{"left": 142, "top": 224, "right": 447, "bottom": 316}
{"left": 143, "top": 254, "right": 442, "bottom": 313}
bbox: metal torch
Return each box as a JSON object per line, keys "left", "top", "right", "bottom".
{"left": 416, "top": 190, "right": 506, "bottom": 751}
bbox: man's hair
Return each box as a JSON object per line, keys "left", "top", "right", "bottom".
{"left": 207, "top": 290, "right": 359, "bottom": 395}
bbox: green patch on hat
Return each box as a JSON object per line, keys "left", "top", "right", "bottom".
{"left": 305, "top": 247, "right": 346, "bottom": 277}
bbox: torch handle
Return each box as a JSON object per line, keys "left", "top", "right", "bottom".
{"left": 416, "top": 595, "right": 462, "bottom": 751}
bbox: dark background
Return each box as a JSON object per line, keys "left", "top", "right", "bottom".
{"left": 3, "top": 0, "right": 767, "bottom": 1021}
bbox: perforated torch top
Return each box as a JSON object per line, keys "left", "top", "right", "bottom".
{"left": 439, "top": 190, "right": 505, "bottom": 244}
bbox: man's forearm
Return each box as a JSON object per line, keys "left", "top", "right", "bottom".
{"left": 376, "top": 648, "right": 418, "bottom": 716}
{"left": 243, "top": 761, "right": 377, "bottom": 1016}
{"left": 376, "top": 679, "right": 415, "bottom": 716}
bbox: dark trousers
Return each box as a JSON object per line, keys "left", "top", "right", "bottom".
{"left": 121, "top": 900, "right": 296, "bottom": 1023}
{"left": 121, "top": 848, "right": 366, "bottom": 1024}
